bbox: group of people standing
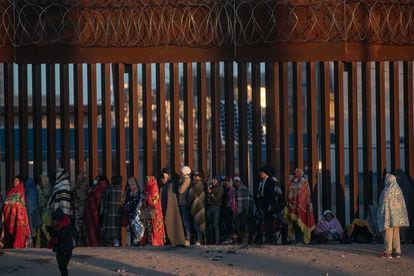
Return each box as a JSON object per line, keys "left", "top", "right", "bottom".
{"left": 0, "top": 166, "right": 411, "bottom": 257}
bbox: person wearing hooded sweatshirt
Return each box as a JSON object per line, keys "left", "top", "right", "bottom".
{"left": 47, "top": 207, "right": 75, "bottom": 276}
{"left": 178, "top": 166, "right": 192, "bottom": 245}
{"left": 377, "top": 172, "right": 409, "bottom": 259}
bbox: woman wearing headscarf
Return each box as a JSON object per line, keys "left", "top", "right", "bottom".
{"left": 315, "top": 210, "right": 344, "bottom": 242}
{"left": 1, "top": 175, "right": 31, "bottom": 248}
{"left": 142, "top": 176, "right": 165, "bottom": 246}
{"left": 377, "top": 173, "right": 409, "bottom": 259}
{"left": 284, "top": 168, "right": 315, "bottom": 244}
{"left": 124, "top": 177, "right": 144, "bottom": 245}
{"left": 85, "top": 176, "right": 110, "bottom": 246}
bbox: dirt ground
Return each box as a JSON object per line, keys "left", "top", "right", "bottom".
{"left": 0, "top": 243, "right": 413, "bottom": 275}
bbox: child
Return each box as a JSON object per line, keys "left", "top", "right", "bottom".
{"left": 314, "top": 210, "right": 343, "bottom": 242}
{"left": 48, "top": 207, "right": 75, "bottom": 276}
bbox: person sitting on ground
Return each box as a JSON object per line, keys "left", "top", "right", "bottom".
{"left": 314, "top": 210, "right": 344, "bottom": 243}
{"left": 377, "top": 172, "right": 409, "bottom": 259}
{"left": 47, "top": 207, "right": 75, "bottom": 276}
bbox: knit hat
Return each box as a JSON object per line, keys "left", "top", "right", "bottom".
{"left": 233, "top": 176, "right": 241, "bottom": 182}
{"left": 181, "top": 166, "right": 191, "bottom": 176}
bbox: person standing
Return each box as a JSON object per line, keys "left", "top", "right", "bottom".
{"left": 159, "top": 168, "right": 186, "bottom": 246}
{"left": 178, "top": 166, "right": 192, "bottom": 246}
{"left": 48, "top": 207, "right": 75, "bottom": 276}
{"left": 284, "top": 168, "right": 315, "bottom": 244}
{"left": 101, "top": 175, "right": 122, "bottom": 246}
{"left": 124, "top": 177, "right": 144, "bottom": 246}
{"left": 255, "top": 166, "right": 280, "bottom": 244}
{"left": 1, "top": 176, "right": 31, "bottom": 248}
{"left": 72, "top": 172, "right": 89, "bottom": 246}
{"left": 222, "top": 177, "right": 237, "bottom": 244}
{"left": 233, "top": 176, "right": 256, "bottom": 244}
{"left": 143, "top": 176, "right": 165, "bottom": 246}
{"left": 85, "top": 176, "right": 109, "bottom": 246}
{"left": 188, "top": 171, "right": 207, "bottom": 245}
{"left": 207, "top": 176, "right": 224, "bottom": 245}
{"left": 377, "top": 172, "right": 409, "bottom": 259}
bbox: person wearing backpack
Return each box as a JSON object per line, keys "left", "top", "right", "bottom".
{"left": 47, "top": 207, "right": 75, "bottom": 276}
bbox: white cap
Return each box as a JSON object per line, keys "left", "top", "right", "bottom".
{"left": 181, "top": 166, "right": 191, "bottom": 176}
{"left": 233, "top": 176, "right": 241, "bottom": 182}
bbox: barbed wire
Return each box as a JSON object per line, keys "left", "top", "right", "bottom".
{"left": 0, "top": 0, "right": 413, "bottom": 47}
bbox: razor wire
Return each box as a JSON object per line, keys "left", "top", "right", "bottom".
{"left": 0, "top": 0, "right": 413, "bottom": 47}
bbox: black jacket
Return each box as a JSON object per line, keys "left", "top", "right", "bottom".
{"left": 50, "top": 218, "right": 75, "bottom": 252}
{"left": 256, "top": 177, "right": 282, "bottom": 214}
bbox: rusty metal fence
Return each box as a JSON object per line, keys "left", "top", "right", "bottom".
{"left": 0, "top": 1, "right": 413, "bottom": 227}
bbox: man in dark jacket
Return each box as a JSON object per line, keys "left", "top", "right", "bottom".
{"left": 48, "top": 207, "right": 75, "bottom": 276}
{"left": 256, "top": 166, "right": 282, "bottom": 244}
{"left": 207, "top": 176, "right": 224, "bottom": 244}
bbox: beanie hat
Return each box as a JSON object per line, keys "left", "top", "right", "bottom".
{"left": 181, "top": 166, "right": 191, "bottom": 176}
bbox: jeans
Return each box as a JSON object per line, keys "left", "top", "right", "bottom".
{"left": 179, "top": 205, "right": 192, "bottom": 241}
{"left": 207, "top": 206, "right": 221, "bottom": 244}
{"left": 194, "top": 220, "right": 202, "bottom": 242}
{"left": 56, "top": 250, "right": 72, "bottom": 276}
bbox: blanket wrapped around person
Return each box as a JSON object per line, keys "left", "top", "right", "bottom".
{"left": 284, "top": 169, "right": 315, "bottom": 244}
{"left": 141, "top": 176, "right": 165, "bottom": 246}
{"left": 315, "top": 210, "right": 344, "bottom": 242}
{"left": 2, "top": 176, "right": 31, "bottom": 248}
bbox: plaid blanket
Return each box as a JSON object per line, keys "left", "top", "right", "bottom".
{"left": 101, "top": 184, "right": 122, "bottom": 245}
{"left": 236, "top": 184, "right": 255, "bottom": 216}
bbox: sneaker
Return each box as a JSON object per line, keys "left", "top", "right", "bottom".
{"left": 381, "top": 252, "right": 392, "bottom": 259}
{"left": 195, "top": 241, "right": 201, "bottom": 246}
{"left": 185, "top": 240, "right": 191, "bottom": 246}
{"left": 393, "top": 253, "right": 401, "bottom": 259}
